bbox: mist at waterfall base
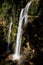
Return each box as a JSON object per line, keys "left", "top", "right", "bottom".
{"left": 12, "top": 1, "right": 32, "bottom": 61}
{"left": 7, "top": 17, "right": 13, "bottom": 53}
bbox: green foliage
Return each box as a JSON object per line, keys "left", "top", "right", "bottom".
{"left": 29, "top": 1, "right": 39, "bottom": 15}
{"left": 0, "top": 0, "right": 40, "bottom": 43}
{"left": 0, "top": 2, "right": 11, "bottom": 18}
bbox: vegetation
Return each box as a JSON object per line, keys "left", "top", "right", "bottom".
{"left": 0, "top": 0, "right": 43, "bottom": 65}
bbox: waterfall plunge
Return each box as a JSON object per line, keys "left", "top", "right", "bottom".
{"left": 12, "top": 1, "right": 32, "bottom": 61}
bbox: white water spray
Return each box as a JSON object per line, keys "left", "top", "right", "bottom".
{"left": 7, "top": 17, "right": 13, "bottom": 52}
{"left": 12, "top": 1, "right": 32, "bottom": 61}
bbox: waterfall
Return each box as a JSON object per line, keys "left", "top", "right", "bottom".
{"left": 7, "top": 17, "right": 13, "bottom": 52}
{"left": 15, "top": 9, "right": 24, "bottom": 55}
{"left": 24, "top": 1, "right": 32, "bottom": 24}
{"left": 13, "top": 9, "right": 24, "bottom": 60}
{"left": 12, "top": 1, "right": 32, "bottom": 61}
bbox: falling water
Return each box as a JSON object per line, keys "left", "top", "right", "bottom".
{"left": 12, "top": 1, "right": 32, "bottom": 61}
{"left": 24, "top": 1, "right": 32, "bottom": 24}
{"left": 13, "top": 9, "right": 24, "bottom": 60}
{"left": 7, "top": 17, "right": 13, "bottom": 52}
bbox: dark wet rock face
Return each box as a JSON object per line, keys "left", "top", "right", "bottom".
{"left": 23, "top": 16, "right": 43, "bottom": 65}
{"left": 0, "top": 25, "right": 7, "bottom": 54}
{"left": 0, "top": 25, "right": 7, "bottom": 62}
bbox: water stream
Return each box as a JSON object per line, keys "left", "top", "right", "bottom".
{"left": 12, "top": 1, "right": 32, "bottom": 61}
{"left": 7, "top": 17, "right": 13, "bottom": 52}
{"left": 13, "top": 9, "right": 24, "bottom": 60}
